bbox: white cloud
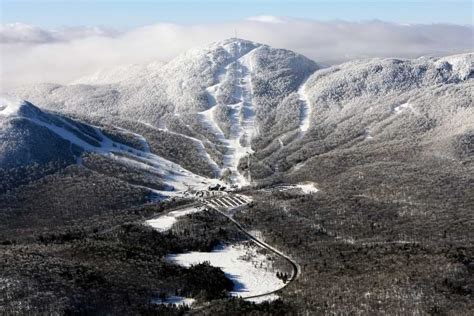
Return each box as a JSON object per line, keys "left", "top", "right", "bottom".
{"left": 0, "top": 23, "right": 118, "bottom": 43}
{"left": 1, "top": 17, "right": 472, "bottom": 91}
{"left": 246, "top": 15, "right": 287, "bottom": 23}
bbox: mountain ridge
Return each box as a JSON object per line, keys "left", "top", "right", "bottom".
{"left": 2, "top": 39, "right": 473, "bottom": 188}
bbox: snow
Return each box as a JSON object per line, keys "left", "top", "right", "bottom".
{"left": 292, "top": 161, "right": 306, "bottom": 171}
{"left": 156, "top": 126, "right": 221, "bottom": 174}
{"left": 199, "top": 103, "right": 225, "bottom": 136}
{"left": 152, "top": 296, "right": 196, "bottom": 307}
{"left": 247, "top": 294, "right": 280, "bottom": 303}
{"left": 1, "top": 98, "right": 217, "bottom": 196}
{"left": 139, "top": 120, "right": 220, "bottom": 175}
{"left": 365, "top": 128, "right": 374, "bottom": 140}
{"left": 393, "top": 102, "right": 414, "bottom": 115}
{"left": 166, "top": 243, "right": 284, "bottom": 298}
{"left": 0, "top": 97, "right": 24, "bottom": 117}
{"left": 262, "top": 182, "right": 318, "bottom": 194}
{"left": 146, "top": 206, "right": 204, "bottom": 232}
{"left": 298, "top": 80, "right": 311, "bottom": 133}
{"left": 436, "top": 53, "right": 473, "bottom": 80}
{"left": 112, "top": 126, "right": 151, "bottom": 152}
{"left": 200, "top": 43, "right": 260, "bottom": 187}
{"left": 278, "top": 138, "right": 284, "bottom": 148}
{"left": 296, "top": 182, "right": 319, "bottom": 194}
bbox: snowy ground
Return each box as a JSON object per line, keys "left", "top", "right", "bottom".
{"left": 247, "top": 294, "right": 280, "bottom": 303}
{"left": 296, "top": 182, "right": 319, "bottom": 194}
{"left": 166, "top": 243, "right": 284, "bottom": 299}
{"left": 146, "top": 206, "right": 205, "bottom": 232}
{"left": 393, "top": 102, "right": 417, "bottom": 115}
{"left": 152, "top": 296, "right": 196, "bottom": 307}
{"left": 261, "top": 182, "right": 319, "bottom": 194}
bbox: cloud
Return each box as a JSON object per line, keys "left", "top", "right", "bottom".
{"left": 1, "top": 18, "right": 472, "bottom": 91}
{"left": 246, "top": 15, "right": 287, "bottom": 23}
{"left": 0, "top": 23, "right": 118, "bottom": 43}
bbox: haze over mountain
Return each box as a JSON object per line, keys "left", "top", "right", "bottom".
{"left": 2, "top": 19, "right": 472, "bottom": 90}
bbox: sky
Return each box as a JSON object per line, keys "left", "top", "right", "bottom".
{"left": 1, "top": 0, "right": 473, "bottom": 28}
{"left": 0, "top": 0, "right": 473, "bottom": 90}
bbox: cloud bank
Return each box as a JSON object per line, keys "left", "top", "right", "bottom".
{"left": 1, "top": 18, "right": 473, "bottom": 91}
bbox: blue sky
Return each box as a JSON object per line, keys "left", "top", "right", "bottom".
{"left": 1, "top": 0, "right": 472, "bottom": 28}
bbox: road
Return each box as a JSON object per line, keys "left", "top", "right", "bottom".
{"left": 142, "top": 191, "right": 301, "bottom": 306}
{"left": 204, "top": 194, "right": 301, "bottom": 301}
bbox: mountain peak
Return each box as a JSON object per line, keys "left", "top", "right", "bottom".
{"left": 205, "top": 38, "right": 262, "bottom": 58}
{"left": 216, "top": 37, "right": 262, "bottom": 46}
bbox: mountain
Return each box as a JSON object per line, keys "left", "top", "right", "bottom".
{"left": 1, "top": 39, "right": 473, "bottom": 315}
{"left": 0, "top": 97, "right": 93, "bottom": 167}
{"left": 7, "top": 38, "right": 318, "bottom": 185}
{"left": 257, "top": 53, "right": 473, "bottom": 179}
{"left": 0, "top": 97, "right": 217, "bottom": 195}
{"left": 3, "top": 39, "right": 473, "bottom": 187}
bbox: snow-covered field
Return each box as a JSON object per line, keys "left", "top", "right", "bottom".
{"left": 146, "top": 206, "right": 205, "bottom": 232}
{"left": 296, "top": 182, "right": 319, "bottom": 194}
{"left": 166, "top": 243, "right": 284, "bottom": 299}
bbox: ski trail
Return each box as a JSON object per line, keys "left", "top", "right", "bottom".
{"left": 298, "top": 79, "right": 312, "bottom": 133}
{"left": 159, "top": 127, "right": 221, "bottom": 175}
{"left": 139, "top": 121, "right": 221, "bottom": 176}
{"left": 25, "top": 115, "right": 217, "bottom": 196}
{"left": 200, "top": 45, "right": 260, "bottom": 187}
{"left": 112, "top": 125, "right": 151, "bottom": 152}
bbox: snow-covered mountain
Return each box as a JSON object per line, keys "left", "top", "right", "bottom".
{"left": 0, "top": 97, "right": 96, "bottom": 167}
{"left": 0, "top": 97, "right": 218, "bottom": 196}
{"left": 3, "top": 39, "right": 473, "bottom": 188}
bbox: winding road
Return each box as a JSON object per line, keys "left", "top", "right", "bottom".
{"left": 204, "top": 195, "right": 301, "bottom": 300}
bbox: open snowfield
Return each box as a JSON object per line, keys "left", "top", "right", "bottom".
{"left": 166, "top": 243, "right": 284, "bottom": 299}
{"left": 146, "top": 206, "right": 205, "bottom": 232}
{"left": 296, "top": 182, "right": 319, "bottom": 194}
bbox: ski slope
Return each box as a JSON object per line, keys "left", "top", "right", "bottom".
{"left": 146, "top": 206, "right": 205, "bottom": 232}
{"left": 1, "top": 98, "right": 216, "bottom": 196}
{"left": 200, "top": 44, "right": 259, "bottom": 187}
{"left": 298, "top": 80, "right": 312, "bottom": 133}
